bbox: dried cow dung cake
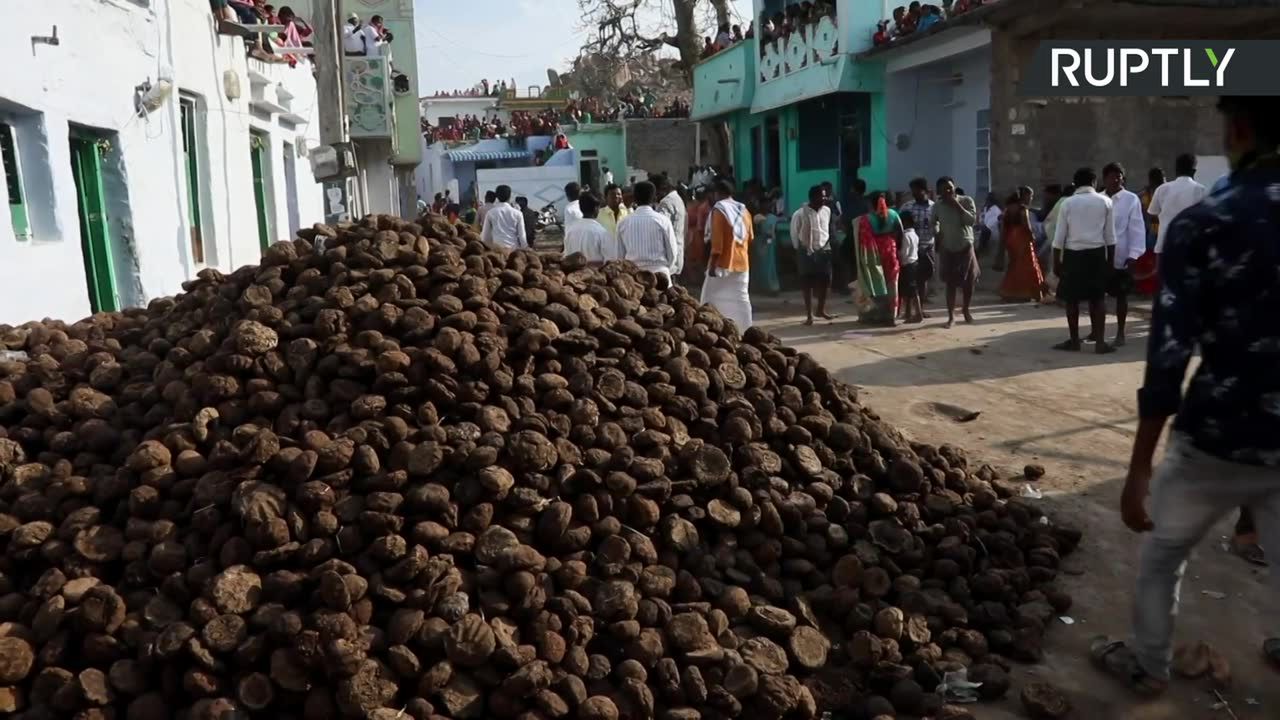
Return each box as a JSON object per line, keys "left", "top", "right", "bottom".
{"left": 0, "top": 212, "right": 1081, "bottom": 719}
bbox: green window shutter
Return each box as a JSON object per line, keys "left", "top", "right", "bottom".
{"left": 0, "top": 122, "right": 31, "bottom": 240}
{"left": 180, "top": 98, "right": 205, "bottom": 264}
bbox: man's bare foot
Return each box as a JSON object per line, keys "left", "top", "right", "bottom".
{"left": 905, "top": 316, "right": 923, "bottom": 324}
{"left": 963, "top": 311, "right": 975, "bottom": 324}
{"left": 1114, "top": 335, "right": 1126, "bottom": 347}
{"left": 802, "top": 317, "right": 814, "bottom": 326}
{"left": 944, "top": 318, "right": 955, "bottom": 329}
{"left": 819, "top": 312, "right": 840, "bottom": 320}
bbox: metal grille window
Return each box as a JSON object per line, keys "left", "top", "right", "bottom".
{"left": 976, "top": 108, "right": 991, "bottom": 200}
{"left": 1, "top": 122, "right": 30, "bottom": 240}
{"left": 179, "top": 96, "right": 206, "bottom": 264}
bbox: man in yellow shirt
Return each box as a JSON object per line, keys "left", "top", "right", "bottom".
{"left": 701, "top": 180, "right": 753, "bottom": 331}
{"left": 598, "top": 183, "right": 630, "bottom": 238}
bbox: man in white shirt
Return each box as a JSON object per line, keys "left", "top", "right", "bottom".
{"left": 562, "top": 182, "right": 584, "bottom": 229}
{"left": 1103, "top": 162, "right": 1147, "bottom": 348}
{"left": 656, "top": 175, "right": 687, "bottom": 277}
{"left": 1052, "top": 167, "right": 1117, "bottom": 354}
{"left": 616, "top": 181, "right": 680, "bottom": 284}
{"left": 602, "top": 167, "right": 614, "bottom": 186}
{"left": 562, "top": 193, "right": 618, "bottom": 265}
{"left": 480, "top": 185, "right": 527, "bottom": 251}
{"left": 342, "top": 14, "right": 367, "bottom": 56}
{"left": 1149, "top": 153, "right": 1208, "bottom": 254}
{"left": 790, "top": 185, "right": 835, "bottom": 326}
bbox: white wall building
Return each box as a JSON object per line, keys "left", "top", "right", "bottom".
{"left": 0, "top": 0, "right": 325, "bottom": 326}
{"left": 420, "top": 96, "right": 506, "bottom": 126}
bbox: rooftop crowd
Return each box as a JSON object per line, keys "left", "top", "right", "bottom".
{"left": 873, "top": 0, "right": 991, "bottom": 46}
{"left": 209, "top": 1, "right": 314, "bottom": 64}
{"left": 427, "top": 79, "right": 516, "bottom": 98}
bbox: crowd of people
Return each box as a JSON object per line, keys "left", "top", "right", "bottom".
{"left": 563, "top": 93, "right": 690, "bottom": 122}
{"left": 426, "top": 79, "right": 516, "bottom": 98}
{"left": 755, "top": 0, "right": 838, "bottom": 51}
{"left": 873, "top": 0, "right": 989, "bottom": 46}
{"left": 702, "top": 22, "right": 751, "bottom": 59}
{"left": 421, "top": 108, "right": 565, "bottom": 145}
{"left": 209, "top": 1, "right": 313, "bottom": 63}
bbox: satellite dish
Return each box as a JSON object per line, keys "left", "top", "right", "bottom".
{"left": 895, "top": 132, "right": 912, "bottom": 151}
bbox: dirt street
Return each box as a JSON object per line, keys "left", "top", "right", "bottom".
{"left": 749, "top": 282, "right": 1277, "bottom": 720}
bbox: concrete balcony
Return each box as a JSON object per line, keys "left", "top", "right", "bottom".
{"left": 751, "top": 4, "right": 884, "bottom": 113}
{"left": 691, "top": 40, "right": 756, "bottom": 121}
{"left": 245, "top": 57, "right": 318, "bottom": 128}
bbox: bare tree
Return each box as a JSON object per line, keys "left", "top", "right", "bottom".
{"left": 575, "top": 0, "right": 721, "bottom": 82}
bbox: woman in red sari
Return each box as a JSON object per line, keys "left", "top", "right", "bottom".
{"left": 855, "top": 193, "right": 903, "bottom": 326}
{"left": 998, "top": 191, "right": 1046, "bottom": 302}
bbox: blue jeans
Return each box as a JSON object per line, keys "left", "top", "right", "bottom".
{"left": 1133, "top": 433, "right": 1280, "bottom": 679}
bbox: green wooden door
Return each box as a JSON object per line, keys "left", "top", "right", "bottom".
{"left": 250, "top": 134, "right": 271, "bottom": 253}
{"left": 69, "top": 135, "right": 118, "bottom": 313}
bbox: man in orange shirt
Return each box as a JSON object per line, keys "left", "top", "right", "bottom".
{"left": 700, "top": 180, "right": 754, "bottom": 331}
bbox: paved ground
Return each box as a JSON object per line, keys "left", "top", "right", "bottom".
{"left": 748, "top": 279, "right": 1278, "bottom": 719}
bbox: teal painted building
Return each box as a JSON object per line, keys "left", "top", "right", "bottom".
{"left": 692, "top": 0, "right": 887, "bottom": 211}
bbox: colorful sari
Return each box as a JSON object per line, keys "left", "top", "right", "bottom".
{"left": 855, "top": 206, "right": 901, "bottom": 324}
{"left": 750, "top": 208, "right": 781, "bottom": 296}
{"left": 998, "top": 203, "right": 1045, "bottom": 301}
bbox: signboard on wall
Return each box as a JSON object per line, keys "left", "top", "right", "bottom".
{"left": 345, "top": 57, "right": 395, "bottom": 140}
{"left": 759, "top": 15, "right": 840, "bottom": 83}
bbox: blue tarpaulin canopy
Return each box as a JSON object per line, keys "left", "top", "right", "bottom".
{"left": 445, "top": 149, "right": 531, "bottom": 162}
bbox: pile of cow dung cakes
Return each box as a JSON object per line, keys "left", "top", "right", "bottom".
{"left": 0, "top": 213, "right": 1081, "bottom": 720}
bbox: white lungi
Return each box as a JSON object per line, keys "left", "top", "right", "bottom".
{"left": 700, "top": 270, "right": 752, "bottom": 330}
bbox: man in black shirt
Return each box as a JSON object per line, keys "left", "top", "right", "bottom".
{"left": 1090, "top": 95, "right": 1280, "bottom": 694}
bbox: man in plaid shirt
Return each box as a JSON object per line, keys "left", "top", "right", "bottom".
{"left": 900, "top": 177, "right": 936, "bottom": 308}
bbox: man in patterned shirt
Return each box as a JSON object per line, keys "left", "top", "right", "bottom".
{"left": 1091, "top": 95, "right": 1280, "bottom": 695}
{"left": 899, "top": 178, "right": 935, "bottom": 308}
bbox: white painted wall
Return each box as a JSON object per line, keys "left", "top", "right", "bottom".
{"left": 476, "top": 165, "right": 579, "bottom": 215}
{"left": 884, "top": 44, "right": 992, "bottom": 198}
{"left": 0, "top": 0, "right": 324, "bottom": 326}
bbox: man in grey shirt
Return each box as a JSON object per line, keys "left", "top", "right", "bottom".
{"left": 932, "top": 176, "right": 979, "bottom": 328}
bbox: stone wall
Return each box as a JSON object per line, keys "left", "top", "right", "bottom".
{"left": 989, "top": 24, "right": 1224, "bottom": 194}
{"left": 625, "top": 119, "right": 728, "bottom": 183}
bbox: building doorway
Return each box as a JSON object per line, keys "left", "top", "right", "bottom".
{"left": 765, "top": 116, "right": 781, "bottom": 190}
{"left": 250, "top": 131, "right": 272, "bottom": 253}
{"left": 68, "top": 131, "right": 118, "bottom": 314}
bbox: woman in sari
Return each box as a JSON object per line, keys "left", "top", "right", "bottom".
{"left": 749, "top": 188, "right": 782, "bottom": 296}
{"left": 998, "top": 191, "right": 1047, "bottom": 302}
{"left": 854, "top": 192, "right": 904, "bottom": 326}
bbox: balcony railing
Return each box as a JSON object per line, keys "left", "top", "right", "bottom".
{"left": 691, "top": 40, "right": 755, "bottom": 120}
{"left": 758, "top": 13, "right": 840, "bottom": 83}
